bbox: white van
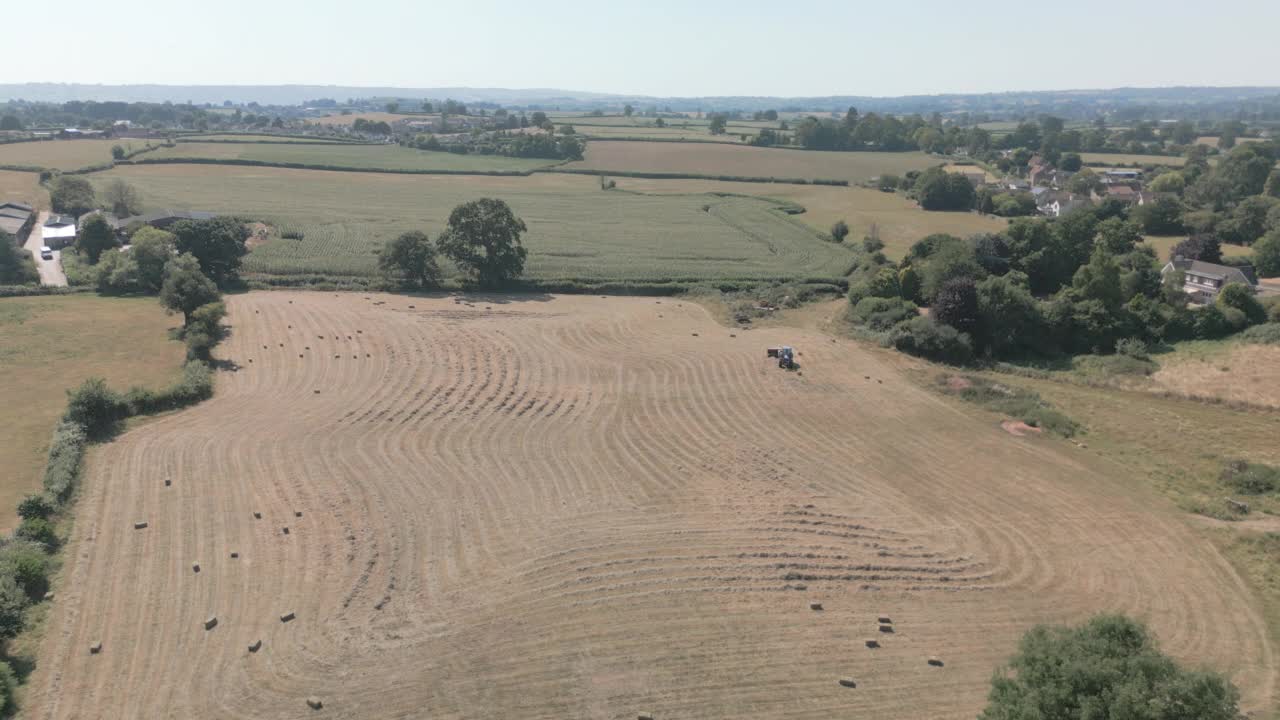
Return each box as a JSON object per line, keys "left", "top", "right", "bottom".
{"left": 40, "top": 246, "right": 54, "bottom": 260}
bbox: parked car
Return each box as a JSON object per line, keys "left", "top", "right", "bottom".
{"left": 40, "top": 246, "right": 53, "bottom": 260}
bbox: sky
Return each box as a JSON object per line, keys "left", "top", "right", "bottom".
{"left": 4, "top": 0, "right": 1279, "bottom": 97}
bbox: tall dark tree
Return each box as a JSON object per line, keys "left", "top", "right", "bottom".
{"left": 378, "top": 231, "right": 441, "bottom": 288}
{"left": 159, "top": 253, "right": 220, "bottom": 324}
{"left": 931, "top": 277, "right": 980, "bottom": 336}
{"left": 50, "top": 176, "right": 96, "bottom": 216}
{"left": 436, "top": 198, "right": 528, "bottom": 287}
{"left": 0, "top": 231, "right": 39, "bottom": 284}
{"left": 1171, "top": 233, "right": 1223, "bottom": 263}
{"left": 76, "top": 214, "right": 118, "bottom": 264}
{"left": 171, "top": 217, "right": 249, "bottom": 286}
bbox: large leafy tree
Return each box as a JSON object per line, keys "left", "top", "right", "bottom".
{"left": 159, "top": 253, "right": 220, "bottom": 324}
{"left": 378, "top": 231, "right": 441, "bottom": 288}
{"left": 50, "top": 176, "right": 95, "bottom": 216}
{"left": 436, "top": 198, "right": 528, "bottom": 287}
{"left": 76, "top": 214, "right": 118, "bottom": 264}
{"left": 171, "top": 217, "right": 249, "bottom": 286}
{"left": 102, "top": 179, "right": 142, "bottom": 217}
{"left": 130, "top": 226, "right": 176, "bottom": 293}
{"left": 0, "top": 231, "right": 39, "bottom": 284}
{"left": 980, "top": 615, "right": 1241, "bottom": 720}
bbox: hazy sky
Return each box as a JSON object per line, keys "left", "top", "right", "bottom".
{"left": 5, "top": 0, "right": 1278, "bottom": 97}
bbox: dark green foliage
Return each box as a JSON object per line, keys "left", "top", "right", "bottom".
{"left": 507, "top": 133, "right": 584, "bottom": 160}
{"left": 1131, "top": 196, "right": 1185, "bottom": 235}
{"left": 830, "top": 220, "right": 849, "bottom": 243}
{"left": 94, "top": 249, "right": 141, "bottom": 294}
{"left": 920, "top": 241, "right": 986, "bottom": 302}
{"left": 1094, "top": 218, "right": 1141, "bottom": 256}
{"left": 123, "top": 361, "right": 214, "bottom": 415}
{"left": 42, "top": 420, "right": 85, "bottom": 503}
{"left": 1251, "top": 228, "right": 1280, "bottom": 276}
{"left": 0, "top": 575, "right": 28, "bottom": 640}
{"left": 111, "top": 144, "right": 125, "bottom": 160}
{"left": 129, "top": 226, "right": 176, "bottom": 293}
{"left": 1216, "top": 283, "right": 1266, "bottom": 326}
{"left": 1218, "top": 196, "right": 1277, "bottom": 246}
{"left": 0, "top": 115, "right": 21, "bottom": 130}
{"left": 15, "top": 518, "right": 57, "bottom": 551}
{"left": 171, "top": 217, "right": 249, "bottom": 286}
{"left": 1194, "top": 305, "right": 1234, "bottom": 339}
{"left": 0, "top": 230, "right": 39, "bottom": 285}
{"left": 932, "top": 277, "right": 980, "bottom": 335}
{"left": 889, "top": 316, "right": 973, "bottom": 365}
{"left": 16, "top": 494, "right": 54, "bottom": 521}
{"left": 851, "top": 297, "right": 916, "bottom": 331}
{"left": 914, "top": 167, "right": 976, "bottom": 211}
{"left": 1221, "top": 460, "right": 1279, "bottom": 495}
{"left": 184, "top": 302, "right": 226, "bottom": 360}
{"left": 980, "top": 615, "right": 1241, "bottom": 720}
{"left": 64, "top": 378, "right": 128, "bottom": 438}
{"left": 159, "top": 253, "right": 220, "bottom": 324}
{"left": 378, "top": 231, "right": 441, "bottom": 288}
{"left": 50, "top": 176, "right": 95, "bottom": 216}
{"left": 436, "top": 198, "right": 528, "bottom": 287}
{"left": 990, "top": 192, "right": 1037, "bottom": 217}
{"left": 0, "top": 539, "right": 50, "bottom": 602}
{"left": 76, "top": 214, "right": 118, "bottom": 264}
{"left": 0, "top": 659, "right": 14, "bottom": 715}
{"left": 1240, "top": 323, "right": 1280, "bottom": 344}
{"left": 976, "top": 276, "right": 1042, "bottom": 357}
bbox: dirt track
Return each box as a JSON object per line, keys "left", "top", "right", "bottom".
{"left": 28, "top": 293, "right": 1275, "bottom": 719}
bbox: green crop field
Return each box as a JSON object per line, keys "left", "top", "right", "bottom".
{"left": 93, "top": 165, "right": 855, "bottom": 282}
{"left": 139, "top": 142, "right": 559, "bottom": 173}
{"left": 569, "top": 141, "right": 939, "bottom": 182}
{"left": 0, "top": 139, "right": 150, "bottom": 171}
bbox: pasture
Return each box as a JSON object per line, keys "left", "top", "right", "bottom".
{"left": 0, "top": 295, "right": 186, "bottom": 533}
{"left": 140, "top": 142, "right": 558, "bottom": 173}
{"left": 568, "top": 141, "right": 939, "bottom": 183}
{"left": 0, "top": 139, "right": 148, "bottom": 171}
{"left": 1141, "top": 235, "right": 1251, "bottom": 262}
{"left": 92, "top": 165, "right": 854, "bottom": 282}
{"left": 25, "top": 292, "right": 1275, "bottom": 718}
{"left": 612, "top": 177, "right": 1007, "bottom": 260}
{"left": 306, "top": 111, "right": 405, "bottom": 126}
{"left": 0, "top": 169, "right": 43, "bottom": 208}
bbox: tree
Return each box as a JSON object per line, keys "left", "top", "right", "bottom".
{"left": 976, "top": 275, "right": 1042, "bottom": 356}
{"left": 932, "top": 277, "right": 980, "bottom": 335}
{"left": 0, "top": 115, "right": 21, "bottom": 131}
{"left": 95, "top": 248, "right": 141, "bottom": 293}
{"left": 1058, "top": 152, "right": 1082, "bottom": 171}
{"left": 16, "top": 518, "right": 58, "bottom": 551}
{"left": 16, "top": 494, "right": 54, "bottom": 520}
{"left": 102, "top": 179, "right": 142, "bottom": 217}
{"left": 1254, "top": 229, "right": 1280, "bottom": 277}
{"left": 64, "top": 377, "right": 128, "bottom": 438}
{"left": 623, "top": 104, "right": 634, "bottom": 117}
{"left": 50, "top": 176, "right": 95, "bottom": 216}
{"left": 830, "top": 220, "right": 849, "bottom": 243}
{"left": 184, "top": 301, "right": 226, "bottom": 360}
{"left": 1066, "top": 169, "right": 1103, "bottom": 196}
{"left": 130, "top": 226, "right": 176, "bottom": 292}
{"left": 1148, "top": 171, "right": 1186, "bottom": 194}
{"left": 0, "top": 231, "right": 39, "bottom": 285}
{"left": 171, "top": 217, "right": 249, "bottom": 286}
{"left": 436, "top": 198, "right": 528, "bottom": 287}
{"left": 0, "top": 575, "right": 29, "bottom": 640}
{"left": 1072, "top": 246, "right": 1124, "bottom": 310}
{"left": 1171, "top": 233, "right": 1222, "bottom": 263}
{"left": 1216, "top": 282, "right": 1266, "bottom": 325}
{"left": 76, "top": 214, "right": 118, "bottom": 264}
{"left": 111, "top": 144, "right": 126, "bottom": 160}
{"left": 1094, "top": 218, "right": 1142, "bottom": 255}
{"left": 159, "top": 253, "right": 220, "bottom": 324}
{"left": 915, "top": 167, "right": 976, "bottom": 211}
{"left": 530, "top": 111, "right": 548, "bottom": 127}
{"left": 708, "top": 114, "right": 728, "bottom": 135}
{"left": 980, "top": 615, "right": 1241, "bottom": 720}
{"left": 378, "top": 230, "right": 442, "bottom": 288}
{"left": 385, "top": 102, "right": 399, "bottom": 114}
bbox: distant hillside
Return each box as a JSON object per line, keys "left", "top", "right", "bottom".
{"left": 2, "top": 84, "right": 1279, "bottom": 120}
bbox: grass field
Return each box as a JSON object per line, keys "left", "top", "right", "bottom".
{"left": 1142, "top": 235, "right": 1252, "bottom": 262}
{"left": 0, "top": 169, "right": 43, "bottom": 208}
{"left": 179, "top": 134, "right": 354, "bottom": 143}
{"left": 0, "top": 139, "right": 152, "bottom": 171}
{"left": 93, "top": 165, "right": 854, "bottom": 281}
{"left": 569, "top": 141, "right": 939, "bottom": 183}
{"left": 141, "top": 142, "right": 558, "bottom": 173}
{"left": 571, "top": 125, "right": 750, "bottom": 142}
{"left": 306, "top": 111, "right": 405, "bottom": 126}
{"left": 0, "top": 295, "right": 186, "bottom": 533}
{"left": 1080, "top": 152, "right": 1185, "bottom": 167}
{"left": 612, "top": 177, "right": 1007, "bottom": 260}
{"left": 25, "top": 292, "right": 1276, "bottom": 718}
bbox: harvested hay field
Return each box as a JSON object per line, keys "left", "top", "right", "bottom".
{"left": 1080, "top": 152, "right": 1185, "bottom": 167}
{"left": 1150, "top": 342, "right": 1280, "bottom": 409}
{"left": 142, "top": 141, "right": 557, "bottom": 173}
{"left": 306, "top": 112, "right": 405, "bottom": 127}
{"left": 0, "top": 139, "right": 147, "bottom": 171}
{"left": 0, "top": 169, "right": 43, "bottom": 207}
{"left": 28, "top": 293, "right": 1275, "bottom": 719}
{"left": 568, "top": 141, "right": 938, "bottom": 183}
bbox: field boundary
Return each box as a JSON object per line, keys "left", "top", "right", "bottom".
{"left": 545, "top": 166, "right": 849, "bottom": 186}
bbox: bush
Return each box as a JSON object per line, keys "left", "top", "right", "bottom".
{"left": 1115, "top": 337, "right": 1150, "bottom": 360}
{"left": 124, "top": 361, "right": 213, "bottom": 415}
{"left": 1240, "top": 323, "right": 1280, "bottom": 344}
{"left": 889, "top": 316, "right": 973, "bottom": 365}
{"left": 42, "top": 420, "right": 86, "bottom": 503}
{"left": 1221, "top": 460, "right": 1279, "bottom": 495}
{"left": 851, "top": 297, "right": 917, "bottom": 331}
{"left": 0, "top": 539, "right": 52, "bottom": 601}
{"left": 16, "top": 517, "right": 58, "bottom": 551}
{"left": 16, "top": 494, "right": 55, "bottom": 520}
{"left": 184, "top": 302, "right": 226, "bottom": 360}
{"left": 1216, "top": 282, "right": 1266, "bottom": 326}
{"left": 0, "top": 575, "right": 28, "bottom": 640}
{"left": 829, "top": 220, "right": 849, "bottom": 243}
{"left": 64, "top": 378, "right": 128, "bottom": 438}
{"left": 0, "top": 658, "right": 14, "bottom": 714}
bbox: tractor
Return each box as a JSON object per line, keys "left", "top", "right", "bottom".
{"left": 766, "top": 346, "right": 796, "bottom": 370}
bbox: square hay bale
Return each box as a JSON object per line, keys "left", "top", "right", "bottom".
{"left": 928, "top": 656, "right": 944, "bottom": 667}
{"left": 878, "top": 624, "right": 894, "bottom": 633}
{"left": 89, "top": 641, "right": 102, "bottom": 655}
{"left": 638, "top": 714, "right": 654, "bottom": 720}
{"left": 865, "top": 639, "right": 880, "bottom": 649}
{"left": 295, "top": 511, "right": 303, "bottom": 518}
{"left": 280, "top": 611, "right": 296, "bottom": 623}
{"left": 230, "top": 552, "right": 239, "bottom": 559}
{"left": 253, "top": 512, "right": 262, "bottom": 519}
{"left": 809, "top": 602, "right": 823, "bottom": 611}
{"left": 282, "top": 527, "right": 290, "bottom": 535}
{"left": 248, "top": 639, "right": 261, "bottom": 653}
{"left": 192, "top": 562, "right": 200, "bottom": 573}
{"left": 164, "top": 479, "right": 171, "bottom": 487}
{"left": 877, "top": 615, "right": 892, "bottom": 624}
{"left": 134, "top": 521, "right": 148, "bottom": 530}
{"left": 204, "top": 616, "right": 217, "bottom": 630}
{"left": 306, "top": 697, "right": 323, "bottom": 710}
{"left": 838, "top": 677, "right": 857, "bottom": 688}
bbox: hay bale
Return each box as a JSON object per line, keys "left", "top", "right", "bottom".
{"left": 204, "top": 616, "right": 217, "bottom": 630}
{"left": 192, "top": 562, "right": 200, "bottom": 573}
{"left": 838, "top": 677, "right": 857, "bottom": 688}
{"left": 691, "top": 333, "right": 699, "bottom": 337}
{"left": 408, "top": 305, "right": 415, "bottom": 309}
{"left": 280, "top": 611, "right": 296, "bottom": 623}
{"left": 248, "top": 639, "right": 261, "bottom": 653}
{"left": 638, "top": 714, "right": 654, "bottom": 720}
{"left": 164, "top": 479, "right": 171, "bottom": 487}
{"left": 253, "top": 512, "right": 262, "bottom": 519}
{"left": 230, "top": 552, "right": 239, "bottom": 559}
{"left": 313, "top": 390, "right": 320, "bottom": 394}
{"left": 89, "top": 641, "right": 102, "bottom": 655}
{"left": 865, "top": 639, "right": 880, "bottom": 649}
{"left": 877, "top": 615, "right": 892, "bottom": 624}
{"left": 809, "top": 602, "right": 823, "bottom": 611}
{"left": 134, "top": 521, "right": 148, "bottom": 530}
{"left": 306, "top": 697, "right": 323, "bottom": 710}
{"left": 928, "top": 657, "right": 944, "bottom": 667}
{"left": 878, "top": 624, "right": 894, "bottom": 633}
{"left": 282, "top": 527, "right": 290, "bottom": 535}
{"left": 295, "top": 511, "right": 303, "bottom": 518}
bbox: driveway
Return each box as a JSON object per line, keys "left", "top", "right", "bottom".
{"left": 22, "top": 211, "right": 68, "bottom": 287}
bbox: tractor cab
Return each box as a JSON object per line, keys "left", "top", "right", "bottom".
{"left": 767, "top": 346, "right": 796, "bottom": 369}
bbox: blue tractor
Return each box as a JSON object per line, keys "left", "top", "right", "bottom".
{"left": 767, "top": 346, "right": 796, "bottom": 370}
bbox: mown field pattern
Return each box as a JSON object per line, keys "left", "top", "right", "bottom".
{"left": 141, "top": 142, "right": 558, "bottom": 173}
{"left": 569, "top": 141, "right": 939, "bottom": 182}
{"left": 0, "top": 295, "right": 186, "bottom": 533}
{"left": 94, "top": 166, "right": 854, "bottom": 281}
{"left": 27, "top": 293, "right": 1275, "bottom": 719}
{"left": 0, "top": 139, "right": 149, "bottom": 171}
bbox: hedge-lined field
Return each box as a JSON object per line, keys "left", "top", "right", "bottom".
{"left": 1080, "top": 152, "right": 1186, "bottom": 167}
{"left": 0, "top": 295, "right": 186, "bottom": 531}
{"left": 0, "top": 169, "right": 43, "bottom": 207}
{"left": 140, "top": 142, "right": 560, "bottom": 173}
{"left": 178, "top": 134, "right": 365, "bottom": 144}
{"left": 569, "top": 141, "right": 939, "bottom": 184}
{"left": 93, "top": 165, "right": 855, "bottom": 282}
{"left": 0, "top": 139, "right": 152, "bottom": 171}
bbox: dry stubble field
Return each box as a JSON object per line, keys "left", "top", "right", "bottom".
{"left": 29, "top": 293, "right": 1275, "bottom": 719}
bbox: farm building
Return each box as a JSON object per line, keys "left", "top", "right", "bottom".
{"left": 110, "top": 209, "right": 217, "bottom": 231}
{"left": 1161, "top": 257, "right": 1258, "bottom": 304}
{"left": 43, "top": 214, "right": 78, "bottom": 249}
{"left": 0, "top": 202, "right": 34, "bottom": 241}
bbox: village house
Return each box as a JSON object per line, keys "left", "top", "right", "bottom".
{"left": 1161, "top": 257, "right": 1259, "bottom": 304}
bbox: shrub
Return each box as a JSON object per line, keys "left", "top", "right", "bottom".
{"left": 0, "top": 575, "right": 28, "bottom": 640}
{"left": 184, "top": 301, "right": 226, "bottom": 360}
{"left": 1221, "top": 460, "right": 1279, "bottom": 495}
{"left": 1115, "top": 337, "right": 1150, "bottom": 360}
{"left": 16, "top": 517, "right": 58, "bottom": 551}
{"left": 16, "top": 494, "right": 55, "bottom": 520}
{"left": 0, "top": 539, "right": 52, "bottom": 601}
{"left": 889, "top": 316, "right": 973, "bottom": 365}
{"left": 64, "top": 378, "right": 128, "bottom": 438}
{"left": 1216, "top": 282, "right": 1266, "bottom": 326}
{"left": 124, "top": 361, "right": 213, "bottom": 415}
{"left": 1240, "top": 323, "right": 1280, "bottom": 344}
{"left": 42, "top": 420, "right": 86, "bottom": 503}
{"left": 0, "top": 658, "right": 14, "bottom": 714}
{"left": 851, "top": 297, "right": 917, "bottom": 331}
